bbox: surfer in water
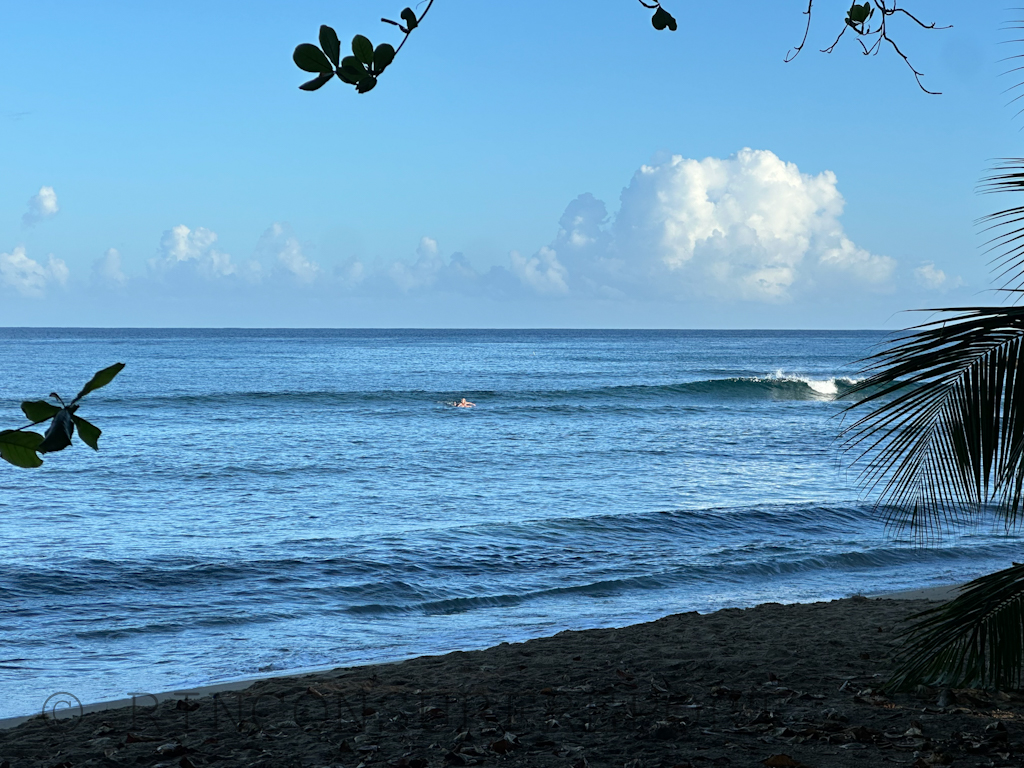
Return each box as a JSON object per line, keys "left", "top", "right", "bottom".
{"left": 454, "top": 397, "right": 475, "bottom": 408}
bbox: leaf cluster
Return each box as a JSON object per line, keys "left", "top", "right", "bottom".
{"left": 293, "top": 5, "right": 420, "bottom": 94}
{"left": 296, "top": 1, "right": 677, "bottom": 95}
{"left": 294, "top": 25, "right": 399, "bottom": 93}
{"left": 0, "top": 363, "right": 125, "bottom": 469}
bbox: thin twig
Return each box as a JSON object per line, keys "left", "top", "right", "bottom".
{"left": 784, "top": 0, "right": 814, "bottom": 62}
{"left": 8, "top": 420, "right": 47, "bottom": 433}
{"left": 890, "top": 6, "right": 951, "bottom": 31}
{"left": 821, "top": 25, "right": 848, "bottom": 54}
{"left": 884, "top": 33, "right": 940, "bottom": 94}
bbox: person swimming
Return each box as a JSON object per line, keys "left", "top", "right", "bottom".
{"left": 454, "top": 397, "right": 475, "bottom": 408}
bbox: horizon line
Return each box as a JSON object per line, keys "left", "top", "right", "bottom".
{"left": 0, "top": 326, "right": 891, "bottom": 332}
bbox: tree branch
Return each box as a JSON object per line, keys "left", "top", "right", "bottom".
{"left": 784, "top": 0, "right": 814, "bottom": 63}
{"left": 890, "top": 6, "right": 952, "bottom": 32}
{"left": 880, "top": 25, "right": 940, "bottom": 95}
{"left": 783, "top": 0, "right": 948, "bottom": 94}
{"left": 300, "top": 1, "right": 947, "bottom": 96}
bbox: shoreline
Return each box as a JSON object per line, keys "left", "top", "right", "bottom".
{"left": 7, "top": 586, "right": 1011, "bottom": 768}
{"left": 0, "top": 583, "right": 964, "bottom": 733}
{"left": 868, "top": 582, "right": 964, "bottom": 602}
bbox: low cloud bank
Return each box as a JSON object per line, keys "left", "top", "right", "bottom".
{"left": 322, "top": 148, "right": 898, "bottom": 303}
{"left": 9, "top": 150, "right": 966, "bottom": 312}
{"left": 0, "top": 246, "right": 68, "bottom": 297}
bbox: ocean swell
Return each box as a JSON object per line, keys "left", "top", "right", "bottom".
{"left": 98, "top": 373, "right": 866, "bottom": 410}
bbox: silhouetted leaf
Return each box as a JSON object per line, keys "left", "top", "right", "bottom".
{"left": 339, "top": 56, "right": 366, "bottom": 85}
{"left": 319, "top": 25, "right": 341, "bottom": 66}
{"left": 21, "top": 400, "right": 60, "bottom": 423}
{"left": 300, "top": 73, "right": 334, "bottom": 91}
{"left": 401, "top": 7, "right": 418, "bottom": 31}
{"left": 352, "top": 35, "right": 374, "bottom": 65}
{"left": 652, "top": 7, "right": 677, "bottom": 31}
{"left": 0, "top": 430, "right": 43, "bottom": 468}
{"left": 38, "top": 409, "right": 75, "bottom": 454}
{"left": 72, "top": 415, "right": 102, "bottom": 451}
{"left": 889, "top": 564, "right": 1024, "bottom": 690}
{"left": 340, "top": 55, "right": 363, "bottom": 71}
{"left": 847, "top": 2, "right": 872, "bottom": 26}
{"left": 373, "top": 43, "right": 396, "bottom": 74}
{"left": 293, "top": 43, "right": 333, "bottom": 73}
{"left": 74, "top": 362, "right": 126, "bottom": 403}
{"left": 356, "top": 76, "right": 377, "bottom": 93}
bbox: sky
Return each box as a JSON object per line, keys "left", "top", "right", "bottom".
{"left": 0, "top": 0, "right": 1018, "bottom": 328}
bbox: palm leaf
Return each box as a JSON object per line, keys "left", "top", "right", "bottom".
{"left": 978, "top": 159, "right": 1024, "bottom": 290}
{"left": 854, "top": 9, "right": 1024, "bottom": 695}
{"left": 889, "top": 563, "right": 1024, "bottom": 690}
{"left": 840, "top": 305, "right": 1024, "bottom": 536}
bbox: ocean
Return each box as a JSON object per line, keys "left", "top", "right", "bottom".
{"left": 1, "top": 328, "right": 1021, "bottom": 720}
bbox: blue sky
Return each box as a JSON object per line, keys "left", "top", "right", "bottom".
{"left": 0, "top": 1, "right": 1016, "bottom": 327}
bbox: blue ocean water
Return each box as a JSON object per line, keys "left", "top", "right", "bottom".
{"left": 1, "top": 328, "right": 1022, "bottom": 719}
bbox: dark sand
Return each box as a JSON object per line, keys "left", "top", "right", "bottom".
{"left": 3, "top": 594, "right": 1023, "bottom": 768}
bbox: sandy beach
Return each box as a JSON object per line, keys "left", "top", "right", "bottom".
{"left": 4, "top": 587, "right": 1023, "bottom": 768}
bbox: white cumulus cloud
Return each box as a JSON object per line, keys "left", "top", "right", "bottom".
{"left": 0, "top": 246, "right": 68, "bottom": 297}
{"left": 22, "top": 186, "right": 59, "bottom": 227}
{"left": 388, "top": 237, "right": 444, "bottom": 292}
{"left": 156, "top": 224, "right": 238, "bottom": 278}
{"left": 818, "top": 237, "right": 895, "bottom": 285}
{"left": 509, "top": 246, "right": 569, "bottom": 295}
{"left": 544, "top": 148, "right": 895, "bottom": 302}
{"left": 92, "top": 248, "right": 128, "bottom": 287}
{"left": 257, "top": 223, "right": 319, "bottom": 283}
{"left": 914, "top": 261, "right": 963, "bottom": 290}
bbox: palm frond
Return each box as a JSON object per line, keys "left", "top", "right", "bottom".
{"left": 870, "top": 9, "right": 1024, "bottom": 696}
{"left": 840, "top": 305, "right": 1024, "bottom": 536}
{"left": 889, "top": 563, "right": 1024, "bottom": 690}
{"left": 978, "top": 159, "right": 1024, "bottom": 290}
